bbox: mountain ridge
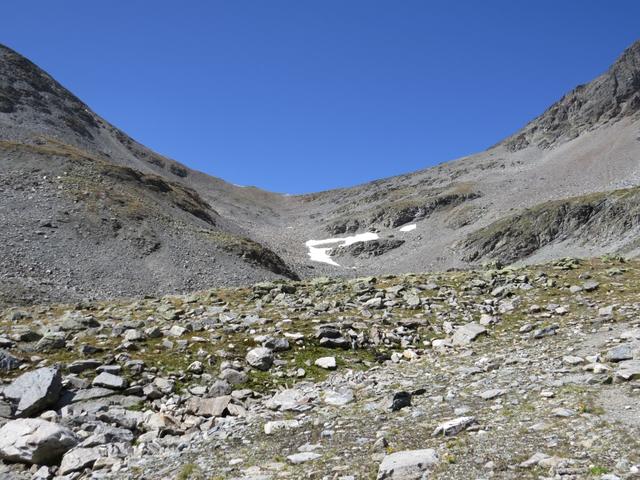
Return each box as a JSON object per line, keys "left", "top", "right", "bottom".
{"left": 1, "top": 40, "right": 639, "bottom": 306}
{"left": 503, "top": 39, "right": 640, "bottom": 151}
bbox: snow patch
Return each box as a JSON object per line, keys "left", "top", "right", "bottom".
{"left": 399, "top": 224, "right": 417, "bottom": 232}
{"left": 306, "top": 232, "right": 379, "bottom": 267}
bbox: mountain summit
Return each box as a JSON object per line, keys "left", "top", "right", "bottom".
{"left": 1, "top": 40, "right": 640, "bottom": 306}
{"left": 505, "top": 39, "right": 640, "bottom": 151}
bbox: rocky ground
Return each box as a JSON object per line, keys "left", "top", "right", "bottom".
{"left": 1, "top": 257, "right": 640, "bottom": 479}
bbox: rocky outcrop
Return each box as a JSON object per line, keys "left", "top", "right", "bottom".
{"left": 326, "top": 189, "right": 481, "bottom": 233}
{"left": 331, "top": 238, "right": 405, "bottom": 258}
{"left": 461, "top": 186, "right": 640, "bottom": 264}
{"left": 369, "top": 191, "right": 481, "bottom": 229}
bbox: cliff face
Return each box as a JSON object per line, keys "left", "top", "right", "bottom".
{"left": 461, "top": 186, "right": 640, "bottom": 264}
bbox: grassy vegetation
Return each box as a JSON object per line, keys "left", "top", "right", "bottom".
{"left": 176, "top": 463, "right": 204, "bottom": 480}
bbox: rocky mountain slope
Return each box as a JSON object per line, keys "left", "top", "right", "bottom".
{"left": 1, "top": 257, "right": 640, "bottom": 479}
{"left": 1, "top": 40, "right": 640, "bottom": 307}
{"left": 0, "top": 44, "right": 299, "bottom": 307}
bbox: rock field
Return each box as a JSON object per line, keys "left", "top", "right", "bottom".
{"left": 1, "top": 256, "right": 640, "bottom": 479}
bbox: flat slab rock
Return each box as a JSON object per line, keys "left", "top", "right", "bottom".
{"left": 432, "top": 416, "right": 476, "bottom": 437}
{"left": 287, "top": 452, "right": 321, "bottom": 464}
{"left": 185, "top": 395, "right": 231, "bottom": 417}
{"left": 92, "top": 372, "right": 128, "bottom": 390}
{"left": 59, "top": 447, "right": 102, "bottom": 474}
{"left": 451, "top": 322, "right": 487, "bottom": 346}
{"left": 615, "top": 359, "right": 640, "bottom": 381}
{"left": 377, "top": 449, "right": 439, "bottom": 479}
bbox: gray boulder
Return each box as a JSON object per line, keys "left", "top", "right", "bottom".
{"left": 0, "top": 418, "right": 78, "bottom": 465}
{"left": 219, "top": 368, "right": 248, "bottom": 385}
{"left": 0, "top": 349, "right": 21, "bottom": 371}
{"left": 3, "top": 367, "right": 62, "bottom": 417}
{"left": 246, "top": 347, "right": 274, "bottom": 371}
{"left": 185, "top": 395, "right": 231, "bottom": 417}
{"left": 59, "top": 447, "right": 101, "bottom": 474}
{"left": 79, "top": 425, "right": 134, "bottom": 447}
{"left": 209, "top": 379, "right": 233, "bottom": 397}
{"left": 377, "top": 449, "right": 439, "bottom": 479}
{"left": 606, "top": 344, "right": 634, "bottom": 362}
{"left": 34, "top": 333, "right": 66, "bottom": 352}
{"left": 262, "top": 337, "right": 290, "bottom": 351}
{"left": 615, "top": 359, "right": 640, "bottom": 381}
{"left": 451, "top": 322, "right": 487, "bottom": 346}
{"left": 92, "top": 372, "right": 128, "bottom": 390}
{"left": 59, "top": 312, "right": 100, "bottom": 331}
{"left": 67, "top": 359, "right": 101, "bottom": 374}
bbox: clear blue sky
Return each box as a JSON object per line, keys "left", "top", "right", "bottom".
{"left": 3, "top": 1, "right": 639, "bottom": 193}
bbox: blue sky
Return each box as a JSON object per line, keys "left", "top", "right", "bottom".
{"left": 3, "top": 1, "right": 639, "bottom": 193}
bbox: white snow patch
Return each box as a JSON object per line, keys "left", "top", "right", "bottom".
{"left": 399, "top": 224, "right": 417, "bottom": 232}
{"left": 305, "top": 232, "right": 379, "bottom": 267}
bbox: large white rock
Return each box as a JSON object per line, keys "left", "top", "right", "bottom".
{"left": 264, "top": 419, "right": 300, "bottom": 435}
{"left": 287, "top": 452, "right": 321, "bottom": 464}
{"left": 265, "top": 388, "right": 310, "bottom": 411}
{"left": 0, "top": 419, "right": 78, "bottom": 465}
{"left": 245, "top": 347, "right": 274, "bottom": 371}
{"left": 315, "top": 356, "right": 337, "bottom": 370}
{"left": 2, "top": 367, "right": 62, "bottom": 417}
{"left": 377, "top": 449, "right": 439, "bottom": 479}
{"left": 324, "top": 388, "right": 354, "bottom": 406}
